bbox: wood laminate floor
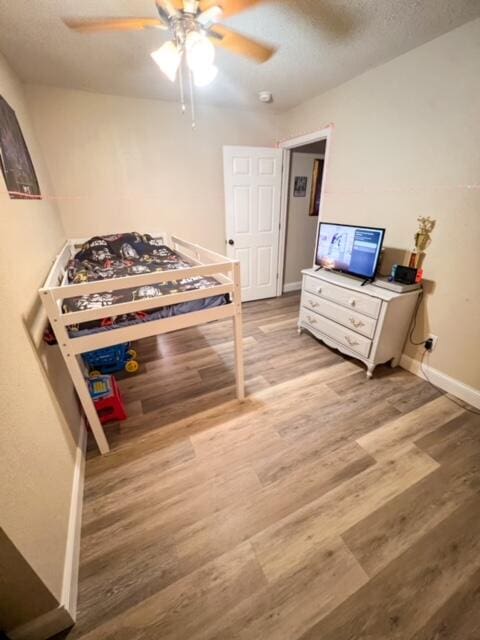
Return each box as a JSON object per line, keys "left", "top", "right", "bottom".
{"left": 62, "top": 293, "right": 480, "bottom": 640}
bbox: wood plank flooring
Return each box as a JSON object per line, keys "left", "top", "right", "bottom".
{"left": 61, "top": 293, "right": 480, "bottom": 640}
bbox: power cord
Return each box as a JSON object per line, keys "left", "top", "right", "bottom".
{"left": 408, "top": 289, "right": 426, "bottom": 346}
{"left": 420, "top": 348, "right": 480, "bottom": 416}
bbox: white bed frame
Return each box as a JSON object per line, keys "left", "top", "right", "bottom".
{"left": 39, "top": 233, "right": 244, "bottom": 455}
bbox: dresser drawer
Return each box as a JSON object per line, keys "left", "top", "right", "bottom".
{"left": 300, "top": 307, "right": 372, "bottom": 358}
{"left": 302, "top": 294, "right": 377, "bottom": 339}
{"left": 304, "top": 275, "right": 381, "bottom": 319}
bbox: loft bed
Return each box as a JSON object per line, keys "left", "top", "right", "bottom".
{"left": 39, "top": 232, "right": 244, "bottom": 455}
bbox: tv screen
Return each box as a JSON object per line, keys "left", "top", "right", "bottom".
{"left": 315, "top": 223, "right": 385, "bottom": 280}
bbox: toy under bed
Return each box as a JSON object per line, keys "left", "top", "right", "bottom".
{"left": 63, "top": 232, "right": 229, "bottom": 337}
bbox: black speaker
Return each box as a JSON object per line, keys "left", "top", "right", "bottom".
{"left": 392, "top": 265, "right": 418, "bottom": 285}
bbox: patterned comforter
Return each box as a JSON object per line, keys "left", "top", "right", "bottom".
{"left": 63, "top": 233, "right": 228, "bottom": 337}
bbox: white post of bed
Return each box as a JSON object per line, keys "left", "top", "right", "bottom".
{"left": 232, "top": 260, "right": 245, "bottom": 401}
{"left": 40, "top": 289, "right": 110, "bottom": 454}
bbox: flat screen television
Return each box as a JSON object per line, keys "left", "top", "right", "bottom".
{"left": 315, "top": 222, "right": 385, "bottom": 281}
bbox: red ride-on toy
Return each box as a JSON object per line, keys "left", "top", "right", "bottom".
{"left": 83, "top": 342, "right": 139, "bottom": 376}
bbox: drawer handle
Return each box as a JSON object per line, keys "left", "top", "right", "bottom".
{"left": 345, "top": 335, "right": 359, "bottom": 347}
{"left": 317, "top": 287, "right": 323, "bottom": 294}
{"left": 349, "top": 317, "right": 365, "bottom": 328}
{"left": 309, "top": 300, "right": 319, "bottom": 308}
{"left": 348, "top": 298, "right": 356, "bottom": 307}
{"left": 307, "top": 315, "right": 317, "bottom": 324}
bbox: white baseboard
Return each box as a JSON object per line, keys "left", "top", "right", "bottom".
{"left": 9, "top": 421, "right": 86, "bottom": 640}
{"left": 62, "top": 419, "right": 87, "bottom": 618}
{"left": 400, "top": 354, "right": 480, "bottom": 410}
{"left": 283, "top": 281, "right": 302, "bottom": 293}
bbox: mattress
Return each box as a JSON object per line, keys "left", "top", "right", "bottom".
{"left": 63, "top": 233, "right": 229, "bottom": 337}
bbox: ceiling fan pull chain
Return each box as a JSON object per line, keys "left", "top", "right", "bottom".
{"left": 188, "top": 67, "right": 196, "bottom": 129}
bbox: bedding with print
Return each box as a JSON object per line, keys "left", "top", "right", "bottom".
{"left": 62, "top": 232, "right": 228, "bottom": 337}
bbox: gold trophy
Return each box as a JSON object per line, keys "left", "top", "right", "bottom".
{"left": 409, "top": 216, "right": 436, "bottom": 268}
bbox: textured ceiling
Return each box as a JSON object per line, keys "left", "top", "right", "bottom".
{"left": 0, "top": 0, "right": 479, "bottom": 111}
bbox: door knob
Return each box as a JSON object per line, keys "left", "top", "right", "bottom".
{"left": 228, "top": 239, "right": 234, "bottom": 246}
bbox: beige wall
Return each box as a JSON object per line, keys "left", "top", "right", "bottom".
{"left": 279, "top": 18, "right": 480, "bottom": 389}
{"left": 0, "top": 51, "right": 81, "bottom": 626}
{"left": 284, "top": 152, "right": 321, "bottom": 286}
{"left": 25, "top": 85, "right": 279, "bottom": 254}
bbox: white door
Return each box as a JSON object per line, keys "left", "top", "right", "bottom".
{"left": 223, "top": 145, "right": 283, "bottom": 302}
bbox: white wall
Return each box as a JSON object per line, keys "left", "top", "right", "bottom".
{"left": 25, "top": 85, "right": 279, "bottom": 254}
{"left": 0, "top": 52, "right": 80, "bottom": 630}
{"left": 279, "top": 18, "right": 480, "bottom": 390}
{"left": 283, "top": 152, "right": 321, "bottom": 287}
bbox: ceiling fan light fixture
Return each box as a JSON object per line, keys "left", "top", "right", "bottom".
{"left": 65, "top": 0, "right": 278, "bottom": 127}
{"left": 193, "top": 64, "right": 218, "bottom": 87}
{"left": 185, "top": 30, "right": 215, "bottom": 73}
{"left": 151, "top": 40, "right": 181, "bottom": 82}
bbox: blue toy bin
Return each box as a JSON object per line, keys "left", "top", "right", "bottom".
{"left": 83, "top": 342, "right": 139, "bottom": 375}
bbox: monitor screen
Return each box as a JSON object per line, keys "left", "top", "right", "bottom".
{"left": 315, "top": 223, "right": 385, "bottom": 280}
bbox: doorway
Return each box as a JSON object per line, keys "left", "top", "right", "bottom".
{"left": 222, "top": 128, "right": 331, "bottom": 302}
{"left": 277, "top": 127, "right": 331, "bottom": 296}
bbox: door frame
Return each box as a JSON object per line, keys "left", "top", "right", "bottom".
{"left": 276, "top": 126, "right": 333, "bottom": 296}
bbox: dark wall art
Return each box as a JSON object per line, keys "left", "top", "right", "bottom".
{"left": 0, "top": 95, "right": 41, "bottom": 199}
{"left": 293, "top": 176, "right": 307, "bottom": 197}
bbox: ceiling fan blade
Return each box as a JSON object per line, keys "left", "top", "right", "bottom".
{"left": 155, "top": 0, "right": 181, "bottom": 17}
{"left": 200, "top": 0, "right": 265, "bottom": 18}
{"left": 209, "top": 24, "right": 275, "bottom": 63}
{"left": 64, "top": 17, "right": 168, "bottom": 33}
{"left": 166, "top": 0, "right": 199, "bottom": 11}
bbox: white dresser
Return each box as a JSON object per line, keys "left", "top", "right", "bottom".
{"left": 298, "top": 268, "right": 421, "bottom": 378}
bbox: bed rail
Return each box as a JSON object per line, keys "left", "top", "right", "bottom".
{"left": 68, "top": 304, "right": 235, "bottom": 354}
{"left": 43, "top": 261, "right": 234, "bottom": 301}
{"left": 170, "top": 235, "right": 232, "bottom": 265}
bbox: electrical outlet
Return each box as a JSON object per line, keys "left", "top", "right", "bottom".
{"left": 426, "top": 334, "right": 439, "bottom": 351}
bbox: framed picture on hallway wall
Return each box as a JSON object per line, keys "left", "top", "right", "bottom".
{"left": 293, "top": 176, "right": 307, "bottom": 197}
{"left": 0, "top": 95, "right": 41, "bottom": 199}
{"left": 309, "top": 158, "right": 324, "bottom": 216}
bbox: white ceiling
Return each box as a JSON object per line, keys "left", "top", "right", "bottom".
{"left": 0, "top": 0, "right": 479, "bottom": 111}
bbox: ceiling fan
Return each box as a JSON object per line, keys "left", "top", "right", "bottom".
{"left": 64, "top": 0, "right": 276, "bottom": 89}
